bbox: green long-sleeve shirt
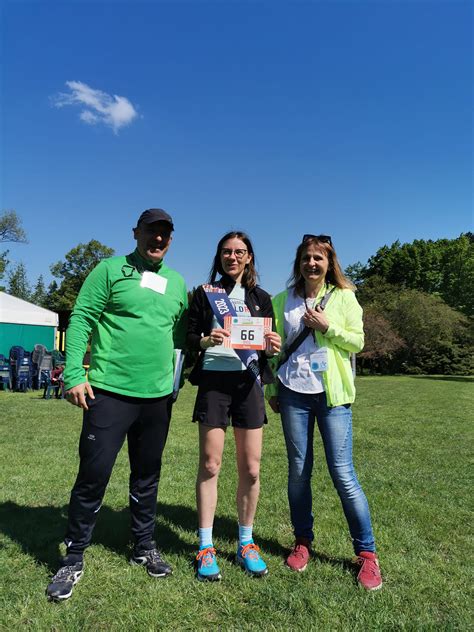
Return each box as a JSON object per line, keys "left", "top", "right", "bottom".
{"left": 63, "top": 250, "right": 188, "bottom": 398}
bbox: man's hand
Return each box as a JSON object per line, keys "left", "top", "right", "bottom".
{"left": 268, "top": 396, "right": 280, "bottom": 414}
{"left": 65, "top": 383, "right": 95, "bottom": 410}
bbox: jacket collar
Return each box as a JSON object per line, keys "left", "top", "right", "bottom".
{"left": 219, "top": 274, "right": 238, "bottom": 293}
{"left": 130, "top": 248, "right": 164, "bottom": 273}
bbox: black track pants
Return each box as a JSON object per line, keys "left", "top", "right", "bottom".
{"left": 65, "top": 388, "right": 172, "bottom": 555}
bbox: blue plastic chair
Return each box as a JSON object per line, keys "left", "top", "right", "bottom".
{"left": 9, "top": 346, "right": 33, "bottom": 392}
{"left": 0, "top": 355, "right": 12, "bottom": 391}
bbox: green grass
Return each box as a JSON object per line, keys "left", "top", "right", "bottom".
{"left": 0, "top": 376, "right": 473, "bottom": 630}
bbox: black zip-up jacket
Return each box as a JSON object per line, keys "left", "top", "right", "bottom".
{"left": 187, "top": 276, "right": 275, "bottom": 386}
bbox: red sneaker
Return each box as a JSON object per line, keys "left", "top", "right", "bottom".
{"left": 355, "top": 551, "right": 382, "bottom": 591}
{"left": 286, "top": 538, "right": 311, "bottom": 572}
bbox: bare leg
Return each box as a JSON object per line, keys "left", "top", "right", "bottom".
{"left": 196, "top": 425, "right": 226, "bottom": 528}
{"left": 234, "top": 427, "right": 263, "bottom": 526}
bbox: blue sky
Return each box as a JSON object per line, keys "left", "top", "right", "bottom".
{"left": 1, "top": 0, "right": 472, "bottom": 295}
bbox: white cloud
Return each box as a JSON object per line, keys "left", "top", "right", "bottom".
{"left": 52, "top": 80, "right": 139, "bottom": 133}
{"left": 79, "top": 110, "right": 99, "bottom": 125}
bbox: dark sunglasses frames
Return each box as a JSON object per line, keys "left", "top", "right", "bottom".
{"left": 302, "top": 234, "right": 332, "bottom": 246}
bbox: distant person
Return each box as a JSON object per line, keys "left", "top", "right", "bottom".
{"left": 46, "top": 209, "right": 188, "bottom": 601}
{"left": 266, "top": 234, "right": 382, "bottom": 590}
{"left": 43, "top": 364, "right": 64, "bottom": 399}
{"left": 187, "top": 231, "right": 281, "bottom": 581}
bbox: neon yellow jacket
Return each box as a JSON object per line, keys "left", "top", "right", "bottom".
{"left": 265, "top": 285, "right": 364, "bottom": 407}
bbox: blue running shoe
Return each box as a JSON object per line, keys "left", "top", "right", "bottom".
{"left": 196, "top": 547, "right": 221, "bottom": 582}
{"left": 236, "top": 541, "right": 268, "bottom": 577}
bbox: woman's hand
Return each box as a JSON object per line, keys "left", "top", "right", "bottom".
{"left": 200, "top": 328, "right": 230, "bottom": 349}
{"left": 265, "top": 331, "right": 281, "bottom": 356}
{"left": 303, "top": 305, "right": 329, "bottom": 333}
{"left": 268, "top": 396, "right": 280, "bottom": 414}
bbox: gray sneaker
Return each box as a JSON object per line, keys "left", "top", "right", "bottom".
{"left": 46, "top": 560, "right": 84, "bottom": 601}
{"left": 131, "top": 543, "right": 172, "bottom": 578}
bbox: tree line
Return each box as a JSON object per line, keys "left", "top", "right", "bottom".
{"left": 2, "top": 210, "right": 472, "bottom": 375}
{"left": 0, "top": 210, "right": 114, "bottom": 310}
{"left": 346, "top": 233, "right": 473, "bottom": 375}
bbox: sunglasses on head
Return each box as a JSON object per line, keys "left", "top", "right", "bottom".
{"left": 302, "top": 234, "right": 332, "bottom": 246}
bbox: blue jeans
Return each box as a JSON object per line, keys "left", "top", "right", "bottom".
{"left": 278, "top": 383, "right": 375, "bottom": 554}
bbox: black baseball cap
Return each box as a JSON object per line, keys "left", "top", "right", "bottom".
{"left": 136, "top": 208, "right": 174, "bottom": 230}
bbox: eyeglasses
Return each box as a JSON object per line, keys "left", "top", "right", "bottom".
{"left": 302, "top": 234, "right": 332, "bottom": 246}
{"left": 221, "top": 248, "right": 248, "bottom": 258}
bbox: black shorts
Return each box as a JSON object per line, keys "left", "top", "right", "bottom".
{"left": 192, "top": 371, "right": 267, "bottom": 429}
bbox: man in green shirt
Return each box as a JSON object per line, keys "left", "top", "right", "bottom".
{"left": 47, "top": 209, "right": 188, "bottom": 602}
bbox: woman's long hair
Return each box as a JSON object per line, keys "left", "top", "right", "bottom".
{"left": 288, "top": 236, "right": 354, "bottom": 295}
{"left": 209, "top": 231, "right": 258, "bottom": 290}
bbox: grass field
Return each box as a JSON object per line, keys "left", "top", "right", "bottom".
{"left": 0, "top": 376, "right": 472, "bottom": 630}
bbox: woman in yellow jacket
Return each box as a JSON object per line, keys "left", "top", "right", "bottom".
{"left": 267, "top": 234, "right": 382, "bottom": 590}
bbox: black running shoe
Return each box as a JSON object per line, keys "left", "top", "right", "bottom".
{"left": 46, "top": 560, "right": 84, "bottom": 601}
{"left": 131, "top": 543, "right": 172, "bottom": 578}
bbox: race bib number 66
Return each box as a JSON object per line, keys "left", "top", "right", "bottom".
{"left": 223, "top": 316, "right": 273, "bottom": 350}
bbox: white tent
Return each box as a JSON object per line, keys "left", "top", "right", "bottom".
{"left": 0, "top": 292, "right": 58, "bottom": 326}
{"left": 0, "top": 292, "right": 58, "bottom": 355}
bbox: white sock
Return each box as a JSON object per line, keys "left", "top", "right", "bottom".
{"left": 239, "top": 524, "right": 253, "bottom": 545}
{"left": 198, "top": 526, "right": 213, "bottom": 549}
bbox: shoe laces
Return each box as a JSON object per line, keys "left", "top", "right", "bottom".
{"left": 291, "top": 544, "right": 308, "bottom": 559}
{"left": 145, "top": 548, "right": 164, "bottom": 564}
{"left": 240, "top": 543, "right": 261, "bottom": 560}
{"left": 196, "top": 547, "right": 217, "bottom": 566}
{"left": 355, "top": 555, "right": 380, "bottom": 576}
{"left": 51, "top": 564, "right": 79, "bottom": 582}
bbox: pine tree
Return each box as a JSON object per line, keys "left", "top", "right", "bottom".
{"left": 31, "top": 274, "right": 48, "bottom": 307}
{"left": 7, "top": 262, "right": 31, "bottom": 301}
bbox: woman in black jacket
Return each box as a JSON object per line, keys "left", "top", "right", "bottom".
{"left": 187, "top": 231, "right": 280, "bottom": 581}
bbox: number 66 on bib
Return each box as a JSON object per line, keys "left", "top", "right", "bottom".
{"left": 223, "top": 315, "right": 273, "bottom": 350}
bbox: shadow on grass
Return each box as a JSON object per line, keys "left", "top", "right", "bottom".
{"left": 312, "top": 551, "right": 355, "bottom": 573}
{"left": 0, "top": 501, "right": 131, "bottom": 572}
{"left": 0, "top": 500, "right": 284, "bottom": 572}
